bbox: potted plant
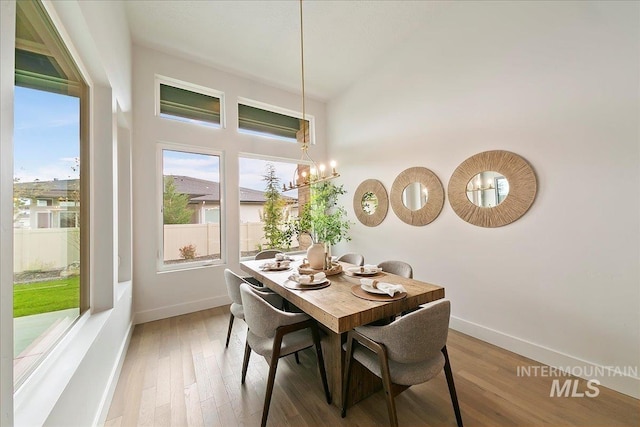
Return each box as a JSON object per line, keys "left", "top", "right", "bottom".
{"left": 287, "top": 181, "right": 351, "bottom": 268}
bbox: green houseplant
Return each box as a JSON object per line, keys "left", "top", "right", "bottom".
{"left": 289, "top": 181, "right": 351, "bottom": 247}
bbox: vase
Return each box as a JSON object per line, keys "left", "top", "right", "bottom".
{"left": 306, "top": 242, "right": 326, "bottom": 270}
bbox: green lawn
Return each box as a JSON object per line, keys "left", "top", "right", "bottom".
{"left": 13, "top": 276, "right": 80, "bottom": 317}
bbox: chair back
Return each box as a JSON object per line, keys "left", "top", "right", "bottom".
{"left": 224, "top": 268, "right": 246, "bottom": 305}
{"left": 240, "top": 283, "right": 282, "bottom": 339}
{"left": 357, "top": 299, "right": 450, "bottom": 364}
{"left": 255, "top": 249, "right": 281, "bottom": 260}
{"left": 378, "top": 260, "right": 413, "bottom": 278}
{"left": 337, "top": 253, "right": 364, "bottom": 266}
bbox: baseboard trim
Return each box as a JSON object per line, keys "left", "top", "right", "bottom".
{"left": 93, "top": 319, "right": 134, "bottom": 426}
{"left": 135, "top": 295, "right": 230, "bottom": 325}
{"left": 450, "top": 316, "right": 640, "bottom": 399}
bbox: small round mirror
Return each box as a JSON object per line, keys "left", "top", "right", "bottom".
{"left": 402, "top": 182, "right": 428, "bottom": 211}
{"left": 466, "top": 171, "right": 509, "bottom": 207}
{"left": 361, "top": 191, "right": 378, "bottom": 215}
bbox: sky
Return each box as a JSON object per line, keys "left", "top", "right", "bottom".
{"left": 14, "top": 86, "right": 80, "bottom": 183}
{"left": 15, "top": 86, "right": 300, "bottom": 194}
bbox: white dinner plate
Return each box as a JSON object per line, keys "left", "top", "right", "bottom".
{"left": 347, "top": 266, "right": 381, "bottom": 276}
{"left": 289, "top": 275, "right": 328, "bottom": 285}
{"left": 261, "top": 264, "right": 290, "bottom": 271}
{"left": 361, "top": 284, "right": 388, "bottom": 294}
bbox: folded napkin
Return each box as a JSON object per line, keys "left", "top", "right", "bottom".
{"left": 290, "top": 272, "right": 326, "bottom": 284}
{"left": 360, "top": 278, "right": 406, "bottom": 296}
{"left": 261, "top": 260, "right": 290, "bottom": 269}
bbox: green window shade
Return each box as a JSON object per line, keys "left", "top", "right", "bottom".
{"left": 238, "top": 104, "right": 308, "bottom": 141}
{"left": 160, "top": 84, "right": 220, "bottom": 125}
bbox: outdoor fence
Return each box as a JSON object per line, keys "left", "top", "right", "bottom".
{"left": 13, "top": 222, "right": 299, "bottom": 272}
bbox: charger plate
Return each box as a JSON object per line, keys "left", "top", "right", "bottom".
{"left": 350, "top": 285, "right": 406, "bottom": 302}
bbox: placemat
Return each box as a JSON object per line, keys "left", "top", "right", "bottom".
{"left": 259, "top": 267, "right": 292, "bottom": 272}
{"left": 350, "top": 285, "right": 407, "bottom": 302}
{"left": 284, "top": 280, "right": 331, "bottom": 290}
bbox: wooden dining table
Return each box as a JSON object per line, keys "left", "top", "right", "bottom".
{"left": 240, "top": 257, "right": 445, "bottom": 407}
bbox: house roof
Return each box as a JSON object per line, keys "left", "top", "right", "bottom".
{"left": 14, "top": 176, "right": 296, "bottom": 204}
{"left": 170, "top": 175, "right": 296, "bottom": 204}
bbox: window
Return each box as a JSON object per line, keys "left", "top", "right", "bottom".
{"left": 157, "top": 77, "right": 223, "bottom": 127}
{"left": 13, "top": 0, "right": 88, "bottom": 386}
{"left": 238, "top": 156, "right": 309, "bottom": 258}
{"left": 238, "top": 98, "right": 312, "bottom": 143}
{"left": 161, "top": 148, "right": 222, "bottom": 269}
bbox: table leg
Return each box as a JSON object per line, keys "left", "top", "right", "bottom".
{"left": 319, "top": 326, "right": 382, "bottom": 408}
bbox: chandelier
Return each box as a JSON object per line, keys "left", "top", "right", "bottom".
{"left": 283, "top": 0, "right": 339, "bottom": 192}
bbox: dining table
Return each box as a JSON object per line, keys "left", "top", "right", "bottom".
{"left": 240, "top": 256, "right": 445, "bottom": 407}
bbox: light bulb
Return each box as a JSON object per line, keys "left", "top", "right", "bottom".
{"left": 330, "top": 160, "right": 337, "bottom": 175}
{"left": 319, "top": 164, "right": 326, "bottom": 177}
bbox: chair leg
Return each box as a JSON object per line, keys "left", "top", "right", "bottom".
{"left": 225, "top": 313, "right": 235, "bottom": 348}
{"left": 294, "top": 351, "right": 300, "bottom": 364}
{"left": 341, "top": 332, "right": 355, "bottom": 417}
{"left": 378, "top": 348, "right": 398, "bottom": 427}
{"left": 311, "top": 323, "right": 331, "bottom": 405}
{"left": 442, "top": 346, "right": 463, "bottom": 427}
{"left": 260, "top": 334, "right": 284, "bottom": 427}
{"left": 241, "top": 340, "right": 251, "bottom": 384}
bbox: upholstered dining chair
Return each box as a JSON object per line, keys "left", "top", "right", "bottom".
{"left": 224, "top": 269, "right": 283, "bottom": 348}
{"left": 378, "top": 260, "right": 413, "bottom": 279}
{"left": 337, "top": 252, "right": 365, "bottom": 266}
{"left": 341, "top": 299, "right": 463, "bottom": 427}
{"left": 245, "top": 249, "right": 282, "bottom": 287}
{"left": 240, "top": 283, "right": 331, "bottom": 427}
{"left": 254, "top": 249, "right": 281, "bottom": 260}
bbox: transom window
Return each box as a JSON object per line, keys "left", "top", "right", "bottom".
{"left": 156, "top": 77, "right": 224, "bottom": 128}
{"left": 238, "top": 98, "right": 312, "bottom": 143}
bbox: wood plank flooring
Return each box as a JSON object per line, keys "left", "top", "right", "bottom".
{"left": 105, "top": 306, "right": 639, "bottom": 426}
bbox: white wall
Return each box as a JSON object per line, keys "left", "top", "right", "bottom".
{"left": 329, "top": 1, "right": 639, "bottom": 397}
{"left": 1, "top": 1, "right": 135, "bottom": 425}
{"left": 132, "top": 46, "right": 327, "bottom": 323}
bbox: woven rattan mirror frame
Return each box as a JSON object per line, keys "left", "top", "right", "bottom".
{"left": 390, "top": 167, "right": 444, "bottom": 226}
{"left": 448, "top": 150, "right": 537, "bottom": 227}
{"left": 353, "top": 179, "right": 388, "bottom": 227}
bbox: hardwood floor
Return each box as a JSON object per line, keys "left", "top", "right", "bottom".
{"left": 105, "top": 306, "right": 639, "bottom": 426}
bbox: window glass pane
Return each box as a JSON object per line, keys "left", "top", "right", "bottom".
{"left": 238, "top": 157, "right": 309, "bottom": 257}
{"left": 160, "top": 83, "right": 220, "bottom": 127}
{"left": 13, "top": 87, "right": 81, "bottom": 383}
{"left": 238, "top": 103, "right": 309, "bottom": 142}
{"left": 162, "top": 149, "right": 221, "bottom": 266}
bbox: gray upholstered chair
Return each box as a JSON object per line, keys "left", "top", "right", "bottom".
{"left": 224, "top": 269, "right": 283, "bottom": 348}
{"left": 240, "top": 283, "right": 331, "bottom": 427}
{"left": 378, "top": 260, "right": 413, "bottom": 278}
{"left": 337, "top": 253, "right": 365, "bottom": 266}
{"left": 254, "top": 249, "right": 281, "bottom": 260}
{"left": 341, "top": 299, "right": 463, "bottom": 427}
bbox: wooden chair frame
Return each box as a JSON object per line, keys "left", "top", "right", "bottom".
{"left": 341, "top": 329, "right": 463, "bottom": 427}
{"left": 242, "top": 319, "right": 331, "bottom": 427}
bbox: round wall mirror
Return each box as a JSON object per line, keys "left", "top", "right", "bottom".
{"left": 361, "top": 191, "right": 378, "bottom": 215}
{"left": 448, "top": 150, "right": 537, "bottom": 227}
{"left": 353, "top": 179, "right": 388, "bottom": 227}
{"left": 402, "top": 182, "right": 428, "bottom": 211}
{"left": 391, "top": 167, "right": 444, "bottom": 226}
{"left": 465, "top": 171, "right": 509, "bottom": 207}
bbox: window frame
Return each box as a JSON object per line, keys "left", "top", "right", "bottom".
{"left": 155, "top": 75, "right": 226, "bottom": 129}
{"left": 237, "top": 97, "right": 315, "bottom": 144}
{"left": 156, "top": 142, "right": 225, "bottom": 273}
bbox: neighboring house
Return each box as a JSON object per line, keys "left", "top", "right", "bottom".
{"left": 13, "top": 178, "right": 79, "bottom": 229}
{"left": 168, "top": 174, "right": 298, "bottom": 224}
{"left": 13, "top": 176, "right": 297, "bottom": 229}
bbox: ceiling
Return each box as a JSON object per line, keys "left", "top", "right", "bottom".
{"left": 123, "top": 0, "right": 435, "bottom": 101}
